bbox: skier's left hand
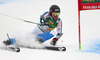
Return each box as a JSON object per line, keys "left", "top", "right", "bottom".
{"left": 50, "top": 38, "right": 58, "bottom": 46}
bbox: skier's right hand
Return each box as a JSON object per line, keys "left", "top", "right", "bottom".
{"left": 50, "top": 38, "right": 58, "bottom": 46}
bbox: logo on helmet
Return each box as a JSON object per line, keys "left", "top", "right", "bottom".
{"left": 55, "top": 9, "right": 59, "bottom": 11}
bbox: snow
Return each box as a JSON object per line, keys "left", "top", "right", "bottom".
{"left": 0, "top": 0, "right": 100, "bottom": 60}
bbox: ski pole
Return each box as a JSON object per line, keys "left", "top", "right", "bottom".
{"left": 0, "top": 13, "right": 39, "bottom": 25}
{"left": 7, "top": 33, "right": 10, "bottom": 40}
{"left": 0, "top": 13, "right": 49, "bottom": 26}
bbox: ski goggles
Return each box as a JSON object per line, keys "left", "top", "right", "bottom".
{"left": 52, "top": 12, "right": 60, "bottom": 16}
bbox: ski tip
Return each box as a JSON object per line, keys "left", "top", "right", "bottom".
{"left": 58, "top": 47, "right": 66, "bottom": 51}
{"left": 62, "top": 47, "right": 66, "bottom": 51}
{"left": 16, "top": 48, "right": 20, "bottom": 52}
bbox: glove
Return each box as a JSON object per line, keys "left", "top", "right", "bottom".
{"left": 50, "top": 38, "right": 58, "bottom": 46}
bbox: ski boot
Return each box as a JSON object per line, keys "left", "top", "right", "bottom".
{"left": 3, "top": 39, "right": 11, "bottom": 46}
{"left": 3, "top": 38, "right": 15, "bottom": 46}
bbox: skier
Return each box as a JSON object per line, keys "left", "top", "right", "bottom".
{"left": 3, "top": 5, "right": 63, "bottom": 47}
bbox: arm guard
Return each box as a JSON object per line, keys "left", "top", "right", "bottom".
{"left": 40, "top": 15, "right": 49, "bottom": 26}
{"left": 40, "top": 15, "right": 46, "bottom": 22}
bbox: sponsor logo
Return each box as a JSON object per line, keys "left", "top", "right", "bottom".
{"left": 55, "top": 9, "right": 59, "bottom": 11}
{"left": 82, "top": 0, "right": 100, "bottom": 3}
{"left": 49, "top": 20, "right": 54, "bottom": 24}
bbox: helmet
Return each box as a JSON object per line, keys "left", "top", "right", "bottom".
{"left": 49, "top": 5, "right": 60, "bottom": 15}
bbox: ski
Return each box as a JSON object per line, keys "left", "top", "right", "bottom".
{"left": 1, "top": 46, "right": 20, "bottom": 52}
{"left": 6, "top": 46, "right": 20, "bottom": 52}
{"left": 44, "top": 46, "right": 66, "bottom": 51}
{"left": 1, "top": 46, "right": 66, "bottom": 52}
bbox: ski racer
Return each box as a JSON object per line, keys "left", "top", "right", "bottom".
{"left": 3, "top": 5, "right": 63, "bottom": 46}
